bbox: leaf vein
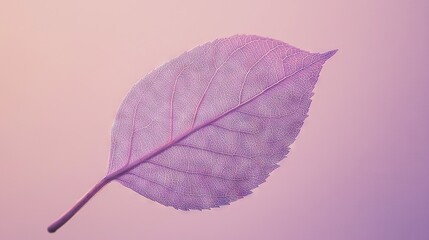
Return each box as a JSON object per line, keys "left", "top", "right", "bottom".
{"left": 190, "top": 39, "right": 262, "bottom": 128}
{"left": 175, "top": 143, "right": 254, "bottom": 159}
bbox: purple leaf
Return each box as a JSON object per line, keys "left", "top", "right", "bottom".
{"left": 47, "top": 35, "right": 336, "bottom": 233}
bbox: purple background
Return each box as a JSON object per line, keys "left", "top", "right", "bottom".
{"left": 1, "top": 0, "right": 428, "bottom": 239}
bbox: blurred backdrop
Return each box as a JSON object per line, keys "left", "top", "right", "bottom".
{"left": 1, "top": 0, "right": 428, "bottom": 239}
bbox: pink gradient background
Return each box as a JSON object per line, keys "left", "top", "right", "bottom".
{"left": 1, "top": 0, "right": 428, "bottom": 239}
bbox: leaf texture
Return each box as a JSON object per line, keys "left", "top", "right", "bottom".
{"left": 108, "top": 35, "right": 336, "bottom": 210}
{"left": 47, "top": 34, "right": 336, "bottom": 232}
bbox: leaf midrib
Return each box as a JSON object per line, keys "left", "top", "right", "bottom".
{"left": 105, "top": 53, "right": 324, "bottom": 182}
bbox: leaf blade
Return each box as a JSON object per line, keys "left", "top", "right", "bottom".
{"left": 108, "top": 35, "right": 336, "bottom": 210}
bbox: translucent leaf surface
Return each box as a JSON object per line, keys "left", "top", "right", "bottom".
{"left": 48, "top": 34, "right": 336, "bottom": 232}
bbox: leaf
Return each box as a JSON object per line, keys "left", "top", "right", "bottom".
{"left": 47, "top": 35, "right": 336, "bottom": 232}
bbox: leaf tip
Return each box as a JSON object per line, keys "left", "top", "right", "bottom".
{"left": 321, "top": 49, "right": 338, "bottom": 60}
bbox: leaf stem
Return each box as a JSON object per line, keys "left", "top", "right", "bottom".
{"left": 47, "top": 177, "right": 111, "bottom": 233}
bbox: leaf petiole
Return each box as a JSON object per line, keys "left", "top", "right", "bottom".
{"left": 47, "top": 177, "right": 111, "bottom": 233}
